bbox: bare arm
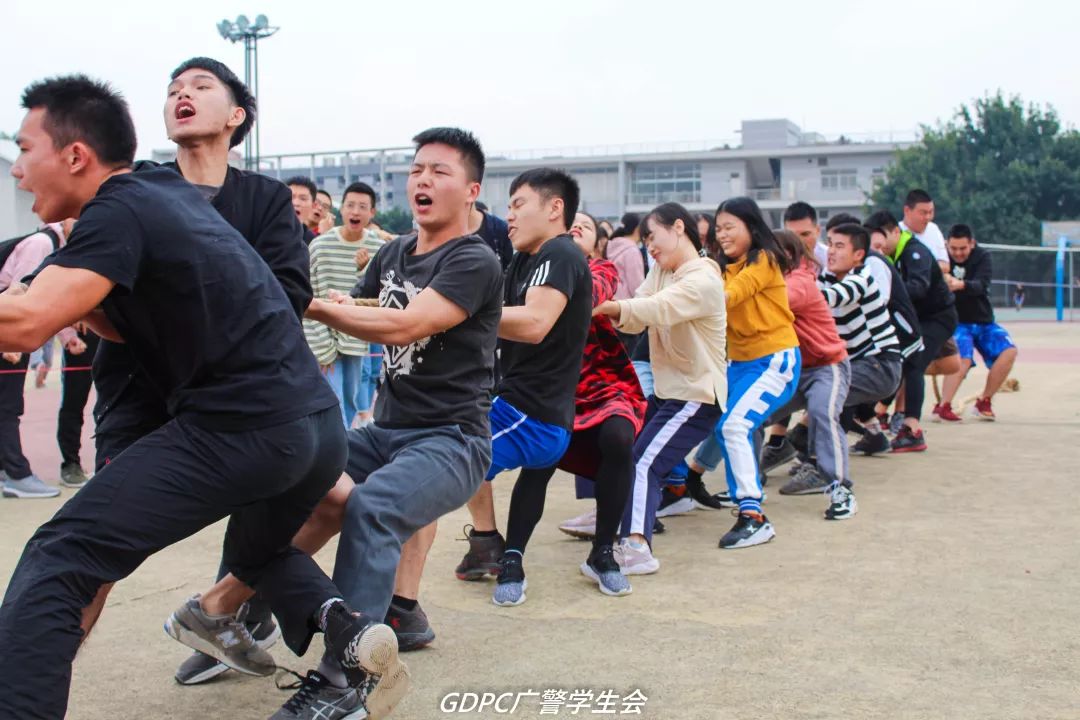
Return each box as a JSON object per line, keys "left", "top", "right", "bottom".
{"left": 306, "top": 286, "right": 468, "bottom": 346}
{"left": 0, "top": 266, "right": 115, "bottom": 352}
{"left": 498, "top": 285, "right": 569, "bottom": 344}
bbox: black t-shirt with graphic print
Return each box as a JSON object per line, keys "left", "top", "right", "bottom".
{"left": 358, "top": 233, "right": 504, "bottom": 437}
{"left": 496, "top": 234, "right": 592, "bottom": 430}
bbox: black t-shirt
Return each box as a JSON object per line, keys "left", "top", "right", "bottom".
{"left": 497, "top": 234, "right": 592, "bottom": 429}
{"left": 43, "top": 168, "right": 337, "bottom": 431}
{"left": 474, "top": 211, "right": 514, "bottom": 270}
{"left": 950, "top": 245, "right": 995, "bottom": 324}
{"left": 358, "top": 233, "right": 503, "bottom": 437}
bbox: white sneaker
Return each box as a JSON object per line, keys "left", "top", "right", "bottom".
{"left": 656, "top": 495, "right": 695, "bottom": 518}
{"left": 825, "top": 485, "right": 858, "bottom": 521}
{"left": 614, "top": 539, "right": 660, "bottom": 575}
{"left": 558, "top": 508, "right": 597, "bottom": 539}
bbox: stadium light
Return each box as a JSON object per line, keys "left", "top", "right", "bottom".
{"left": 216, "top": 14, "right": 279, "bottom": 170}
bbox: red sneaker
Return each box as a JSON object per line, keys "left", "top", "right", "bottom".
{"left": 971, "top": 397, "right": 996, "bottom": 421}
{"left": 933, "top": 402, "right": 963, "bottom": 423}
{"left": 890, "top": 426, "right": 928, "bottom": 453}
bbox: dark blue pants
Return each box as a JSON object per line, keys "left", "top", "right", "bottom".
{"left": 0, "top": 406, "right": 346, "bottom": 720}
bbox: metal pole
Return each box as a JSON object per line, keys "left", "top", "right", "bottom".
{"left": 1071, "top": 249, "right": 1075, "bottom": 321}
{"left": 1056, "top": 236, "right": 1066, "bottom": 322}
{"left": 252, "top": 35, "right": 260, "bottom": 171}
{"left": 379, "top": 151, "right": 388, "bottom": 208}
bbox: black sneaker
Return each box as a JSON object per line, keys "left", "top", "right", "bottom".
{"left": 890, "top": 426, "right": 928, "bottom": 453}
{"left": 271, "top": 671, "right": 363, "bottom": 720}
{"left": 174, "top": 613, "right": 281, "bottom": 685}
{"left": 580, "top": 544, "right": 632, "bottom": 596}
{"left": 853, "top": 431, "right": 890, "bottom": 456}
{"left": 653, "top": 518, "right": 666, "bottom": 534}
{"left": 454, "top": 525, "right": 505, "bottom": 581}
{"left": 492, "top": 553, "right": 527, "bottom": 607}
{"left": 323, "top": 602, "right": 411, "bottom": 719}
{"left": 385, "top": 600, "right": 434, "bottom": 652}
{"left": 718, "top": 511, "right": 776, "bottom": 550}
{"left": 656, "top": 486, "right": 695, "bottom": 518}
{"left": 761, "top": 438, "right": 797, "bottom": 473}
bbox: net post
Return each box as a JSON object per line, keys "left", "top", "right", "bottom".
{"left": 1056, "top": 236, "right": 1067, "bottom": 322}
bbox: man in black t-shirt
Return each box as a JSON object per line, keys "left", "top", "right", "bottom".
{"left": 0, "top": 76, "right": 406, "bottom": 720}
{"left": 454, "top": 169, "right": 592, "bottom": 607}
{"left": 471, "top": 200, "right": 514, "bottom": 270}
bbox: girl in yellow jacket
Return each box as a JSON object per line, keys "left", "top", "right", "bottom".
{"left": 685, "top": 196, "right": 802, "bottom": 550}
{"left": 594, "top": 203, "right": 727, "bottom": 575}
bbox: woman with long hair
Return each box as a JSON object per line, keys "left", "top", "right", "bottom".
{"left": 593, "top": 203, "right": 727, "bottom": 574}
{"left": 683, "top": 197, "right": 801, "bottom": 549}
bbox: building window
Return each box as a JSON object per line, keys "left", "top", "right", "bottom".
{"left": 821, "top": 169, "right": 858, "bottom": 191}
{"left": 629, "top": 163, "right": 701, "bottom": 205}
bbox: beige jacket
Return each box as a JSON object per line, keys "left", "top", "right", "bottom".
{"left": 615, "top": 257, "right": 728, "bottom": 408}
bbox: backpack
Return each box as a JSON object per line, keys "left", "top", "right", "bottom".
{"left": 0, "top": 226, "right": 61, "bottom": 289}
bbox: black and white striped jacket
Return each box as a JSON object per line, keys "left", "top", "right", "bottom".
{"left": 818, "top": 266, "right": 900, "bottom": 360}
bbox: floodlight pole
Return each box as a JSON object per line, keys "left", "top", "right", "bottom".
{"left": 217, "top": 15, "right": 278, "bottom": 171}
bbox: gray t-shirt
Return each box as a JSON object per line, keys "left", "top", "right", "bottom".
{"left": 358, "top": 233, "right": 503, "bottom": 437}
{"left": 193, "top": 183, "right": 220, "bottom": 202}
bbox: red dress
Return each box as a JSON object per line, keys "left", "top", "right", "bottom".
{"left": 557, "top": 259, "right": 647, "bottom": 477}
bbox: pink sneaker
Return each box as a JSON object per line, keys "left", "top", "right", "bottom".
{"left": 614, "top": 539, "right": 660, "bottom": 575}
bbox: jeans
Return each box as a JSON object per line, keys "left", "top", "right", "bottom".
{"left": 324, "top": 353, "right": 366, "bottom": 428}
{"left": 358, "top": 345, "right": 383, "bottom": 413}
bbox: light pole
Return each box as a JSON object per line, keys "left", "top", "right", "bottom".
{"left": 217, "top": 14, "right": 278, "bottom": 171}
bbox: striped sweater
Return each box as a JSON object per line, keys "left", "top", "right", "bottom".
{"left": 818, "top": 266, "right": 899, "bottom": 360}
{"left": 304, "top": 226, "right": 386, "bottom": 365}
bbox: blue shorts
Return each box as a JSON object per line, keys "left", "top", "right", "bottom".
{"left": 955, "top": 323, "right": 1016, "bottom": 367}
{"left": 486, "top": 397, "right": 571, "bottom": 480}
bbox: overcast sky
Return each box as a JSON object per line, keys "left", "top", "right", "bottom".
{"left": 3, "top": 0, "right": 1079, "bottom": 159}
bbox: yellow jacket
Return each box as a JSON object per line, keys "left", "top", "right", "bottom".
{"left": 615, "top": 257, "right": 728, "bottom": 408}
{"left": 723, "top": 254, "right": 799, "bottom": 362}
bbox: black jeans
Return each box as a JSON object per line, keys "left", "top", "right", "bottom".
{"left": 58, "top": 331, "right": 100, "bottom": 467}
{"left": 902, "top": 308, "right": 959, "bottom": 422}
{"left": 0, "top": 353, "right": 32, "bottom": 479}
{"left": 0, "top": 405, "right": 346, "bottom": 719}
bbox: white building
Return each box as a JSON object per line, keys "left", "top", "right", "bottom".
{"left": 260, "top": 119, "right": 917, "bottom": 226}
{"left": 0, "top": 149, "right": 40, "bottom": 238}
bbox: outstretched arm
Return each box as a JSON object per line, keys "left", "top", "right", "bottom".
{"left": 0, "top": 266, "right": 115, "bottom": 352}
{"left": 307, "top": 286, "right": 468, "bottom": 346}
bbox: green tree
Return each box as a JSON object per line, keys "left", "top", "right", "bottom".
{"left": 374, "top": 207, "right": 414, "bottom": 235}
{"left": 870, "top": 93, "right": 1080, "bottom": 247}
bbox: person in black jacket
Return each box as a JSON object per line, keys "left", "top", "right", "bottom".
{"left": 938, "top": 224, "right": 1017, "bottom": 420}
{"left": 89, "top": 57, "right": 313, "bottom": 686}
{"left": 865, "top": 210, "right": 957, "bottom": 452}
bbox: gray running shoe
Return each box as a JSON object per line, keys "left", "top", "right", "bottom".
{"left": 2, "top": 473, "right": 60, "bottom": 499}
{"left": 271, "top": 671, "right": 365, "bottom": 720}
{"left": 580, "top": 545, "right": 631, "bottom": 597}
{"left": 454, "top": 525, "right": 505, "bottom": 581}
{"left": 492, "top": 554, "right": 527, "bottom": 607}
{"left": 761, "top": 438, "right": 797, "bottom": 472}
{"left": 385, "top": 600, "right": 435, "bottom": 652}
{"left": 60, "top": 463, "right": 90, "bottom": 489}
{"left": 164, "top": 596, "right": 276, "bottom": 677}
{"left": 175, "top": 614, "right": 281, "bottom": 685}
{"left": 779, "top": 464, "right": 831, "bottom": 496}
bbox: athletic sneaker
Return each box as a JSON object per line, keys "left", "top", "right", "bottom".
{"left": 888, "top": 412, "right": 906, "bottom": 436}
{"left": 164, "top": 596, "right": 276, "bottom": 677}
{"left": 580, "top": 545, "right": 631, "bottom": 597}
{"left": 971, "top": 397, "right": 996, "bottom": 421}
{"left": 558, "top": 508, "right": 596, "bottom": 540}
{"left": 686, "top": 474, "right": 733, "bottom": 509}
{"left": 825, "top": 485, "right": 858, "bottom": 521}
{"left": 656, "top": 487, "right": 695, "bottom": 518}
{"left": 59, "top": 462, "right": 90, "bottom": 488}
{"left": 890, "top": 426, "right": 928, "bottom": 453}
{"left": 271, "top": 671, "right": 364, "bottom": 720}
{"left": 321, "top": 602, "right": 410, "bottom": 719}
{"left": 492, "top": 554, "right": 527, "bottom": 607}
{"left": 761, "top": 438, "right": 797, "bottom": 472}
{"left": 718, "top": 511, "right": 775, "bottom": 550}
{"left": 779, "top": 463, "right": 830, "bottom": 495}
{"left": 852, "top": 431, "right": 890, "bottom": 456}
{"left": 2, "top": 473, "right": 60, "bottom": 499}
{"left": 174, "top": 613, "right": 281, "bottom": 685}
{"left": 454, "top": 525, "right": 505, "bottom": 581}
{"left": 931, "top": 402, "right": 962, "bottom": 423}
{"left": 614, "top": 538, "right": 659, "bottom": 575}
{"left": 385, "top": 600, "right": 435, "bottom": 652}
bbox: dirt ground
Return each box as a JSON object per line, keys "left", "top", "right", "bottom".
{"left": 2, "top": 320, "right": 1078, "bottom": 720}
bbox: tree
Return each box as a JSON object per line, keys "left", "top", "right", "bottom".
{"left": 870, "top": 93, "right": 1080, "bottom": 248}
{"left": 374, "top": 207, "right": 414, "bottom": 235}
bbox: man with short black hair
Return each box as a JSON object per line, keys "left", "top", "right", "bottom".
{"left": 286, "top": 175, "right": 320, "bottom": 242}
{"left": 1, "top": 74, "right": 405, "bottom": 720}
{"left": 900, "top": 188, "right": 949, "bottom": 273}
{"left": 865, "top": 207, "right": 957, "bottom": 452}
{"left": 938, "top": 224, "right": 1017, "bottom": 420}
{"left": 783, "top": 200, "right": 825, "bottom": 266}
